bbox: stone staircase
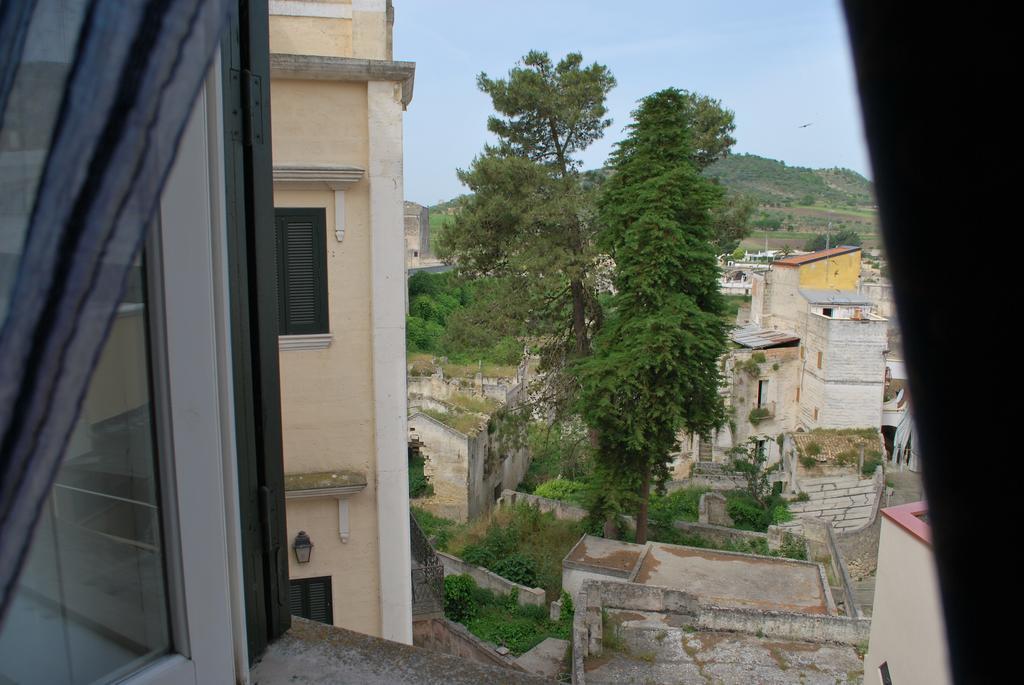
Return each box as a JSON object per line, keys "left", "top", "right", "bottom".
{"left": 788, "top": 474, "right": 879, "bottom": 531}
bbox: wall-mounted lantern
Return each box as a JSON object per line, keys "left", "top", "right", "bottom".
{"left": 293, "top": 530, "right": 313, "bottom": 564}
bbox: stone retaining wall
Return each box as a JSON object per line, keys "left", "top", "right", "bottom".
{"left": 437, "top": 551, "right": 547, "bottom": 607}
{"left": 412, "top": 617, "right": 524, "bottom": 671}
{"left": 571, "top": 579, "right": 870, "bottom": 683}
{"left": 697, "top": 604, "right": 870, "bottom": 645}
{"left": 503, "top": 490, "right": 771, "bottom": 550}
{"left": 500, "top": 490, "right": 586, "bottom": 521}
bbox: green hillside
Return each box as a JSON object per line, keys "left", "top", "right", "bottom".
{"left": 704, "top": 153, "right": 874, "bottom": 207}
{"left": 428, "top": 154, "right": 880, "bottom": 252}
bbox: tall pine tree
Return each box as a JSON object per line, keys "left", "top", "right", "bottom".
{"left": 437, "top": 51, "right": 615, "bottom": 417}
{"left": 576, "top": 89, "right": 730, "bottom": 543}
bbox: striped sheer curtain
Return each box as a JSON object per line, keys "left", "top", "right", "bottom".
{"left": 0, "top": 0, "right": 231, "bottom": 625}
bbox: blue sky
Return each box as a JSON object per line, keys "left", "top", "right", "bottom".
{"left": 394, "top": 1, "right": 870, "bottom": 206}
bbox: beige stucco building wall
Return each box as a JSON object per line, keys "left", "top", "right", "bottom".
{"left": 865, "top": 506, "right": 951, "bottom": 685}
{"left": 269, "top": 0, "right": 414, "bottom": 643}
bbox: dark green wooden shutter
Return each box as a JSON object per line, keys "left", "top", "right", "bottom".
{"left": 222, "top": 0, "right": 291, "bottom": 661}
{"left": 289, "top": 576, "right": 333, "bottom": 624}
{"left": 275, "top": 208, "right": 328, "bottom": 335}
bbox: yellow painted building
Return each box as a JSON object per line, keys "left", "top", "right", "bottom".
{"left": 269, "top": 0, "right": 415, "bottom": 643}
{"left": 774, "top": 246, "right": 862, "bottom": 290}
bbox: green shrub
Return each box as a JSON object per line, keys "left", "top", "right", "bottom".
{"left": 492, "top": 554, "right": 538, "bottom": 587}
{"left": 800, "top": 456, "right": 817, "bottom": 469}
{"left": 805, "top": 441, "right": 822, "bottom": 456}
{"left": 533, "top": 478, "right": 587, "bottom": 504}
{"left": 408, "top": 454, "right": 432, "bottom": 498}
{"left": 444, "top": 574, "right": 477, "bottom": 623}
{"left": 770, "top": 502, "right": 793, "bottom": 524}
{"left": 726, "top": 495, "right": 771, "bottom": 531}
{"left": 778, "top": 533, "right": 807, "bottom": 560}
{"left": 736, "top": 357, "right": 763, "bottom": 377}
{"left": 560, "top": 590, "right": 574, "bottom": 617}
{"left": 835, "top": 450, "right": 858, "bottom": 467}
{"left": 748, "top": 407, "right": 771, "bottom": 425}
{"left": 461, "top": 543, "right": 497, "bottom": 569}
{"left": 649, "top": 487, "right": 708, "bottom": 528}
{"left": 794, "top": 491, "right": 811, "bottom": 502}
{"left": 862, "top": 456, "right": 882, "bottom": 475}
{"left": 406, "top": 316, "right": 445, "bottom": 352}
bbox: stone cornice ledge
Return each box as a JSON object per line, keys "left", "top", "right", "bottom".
{"left": 270, "top": 54, "right": 416, "bottom": 108}
{"left": 273, "top": 165, "right": 364, "bottom": 192}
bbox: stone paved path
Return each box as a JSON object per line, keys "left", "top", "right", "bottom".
{"left": 514, "top": 637, "right": 569, "bottom": 680}
{"left": 788, "top": 474, "right": 879, "bottom": 531}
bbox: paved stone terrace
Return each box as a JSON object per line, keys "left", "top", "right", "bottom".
{"left": 635, "top": 543, "right": 829, "bottom": 615}
{"left": 252, "top": 618, "right": 550, "bottom": 684}
{"left": 584, "top": 609, "right": 863, "bottom": 684}
{"left": 789, "top": 474, "right": 879, "bottom": 531}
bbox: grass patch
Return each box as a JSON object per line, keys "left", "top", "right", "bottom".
{"left": 442, "top": 361, "right": 517, "bottom": 379}
{"left": 412, "top": 506, "right": 462, "bottom": 550}
{"left": 721, "top": 294, "right": 751, "bottom": 323}
{"left": 446, "top": 393, "right": 500, "bottom": 414}
{"left": 444, "top": 575, "right": 573, "bottom": 656}
{"left": 409, "top": 453, "right": 433, "bottom": 499}
{"left": 420, "top": 408, "right": 485, "bottom": 435}
{"left": 601, "top": 610, "right": 627, "bottom": 653}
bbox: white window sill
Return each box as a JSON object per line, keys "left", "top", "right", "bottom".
{"left": 279, "top": 334, "right": 333, "bottom": 351}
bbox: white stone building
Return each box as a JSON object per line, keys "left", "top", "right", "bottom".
{"left": 677, "top": 247, "right": 890, "bottom": 469}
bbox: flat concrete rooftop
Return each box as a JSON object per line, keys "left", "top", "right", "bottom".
{"left": 564, "top": 535, "right": 646, "bottom": 576}
{"left": 564, "top": 535, "right": 830, "bottom": 615}
{"left": 636, "top": 542, "right": 829, "bottom": 614}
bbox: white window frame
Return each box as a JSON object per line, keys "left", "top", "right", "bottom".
{"left": 120, "top": 56, "right": 249, "bottom": 685}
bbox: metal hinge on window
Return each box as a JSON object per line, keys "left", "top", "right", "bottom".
{"left": 241, "top": 69, "right": 264, "bottom": 147}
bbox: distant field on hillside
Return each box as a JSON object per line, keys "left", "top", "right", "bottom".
{"left": 740, "top": 230, "right": 882, "bottom": 252}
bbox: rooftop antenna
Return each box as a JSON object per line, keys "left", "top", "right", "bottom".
{"left": 826, "top": 217, "right": 832, "bottom": 286}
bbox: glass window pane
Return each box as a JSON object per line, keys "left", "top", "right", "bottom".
{"left": 0, "top": 265, "right": 170, "bottom": 683}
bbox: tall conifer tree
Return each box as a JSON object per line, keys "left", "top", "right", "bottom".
{"left": 576, "top": 89, "right": 730, "bottom": 543}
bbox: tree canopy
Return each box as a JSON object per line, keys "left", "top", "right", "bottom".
{"left": 437, "top": 51, "right": 616, "bottom": 417}
{"left": 575, "top": 89, "right": 730, "bottom": 543}
{"left": 804, "top": 228, "right": 863, "bottom": 252}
